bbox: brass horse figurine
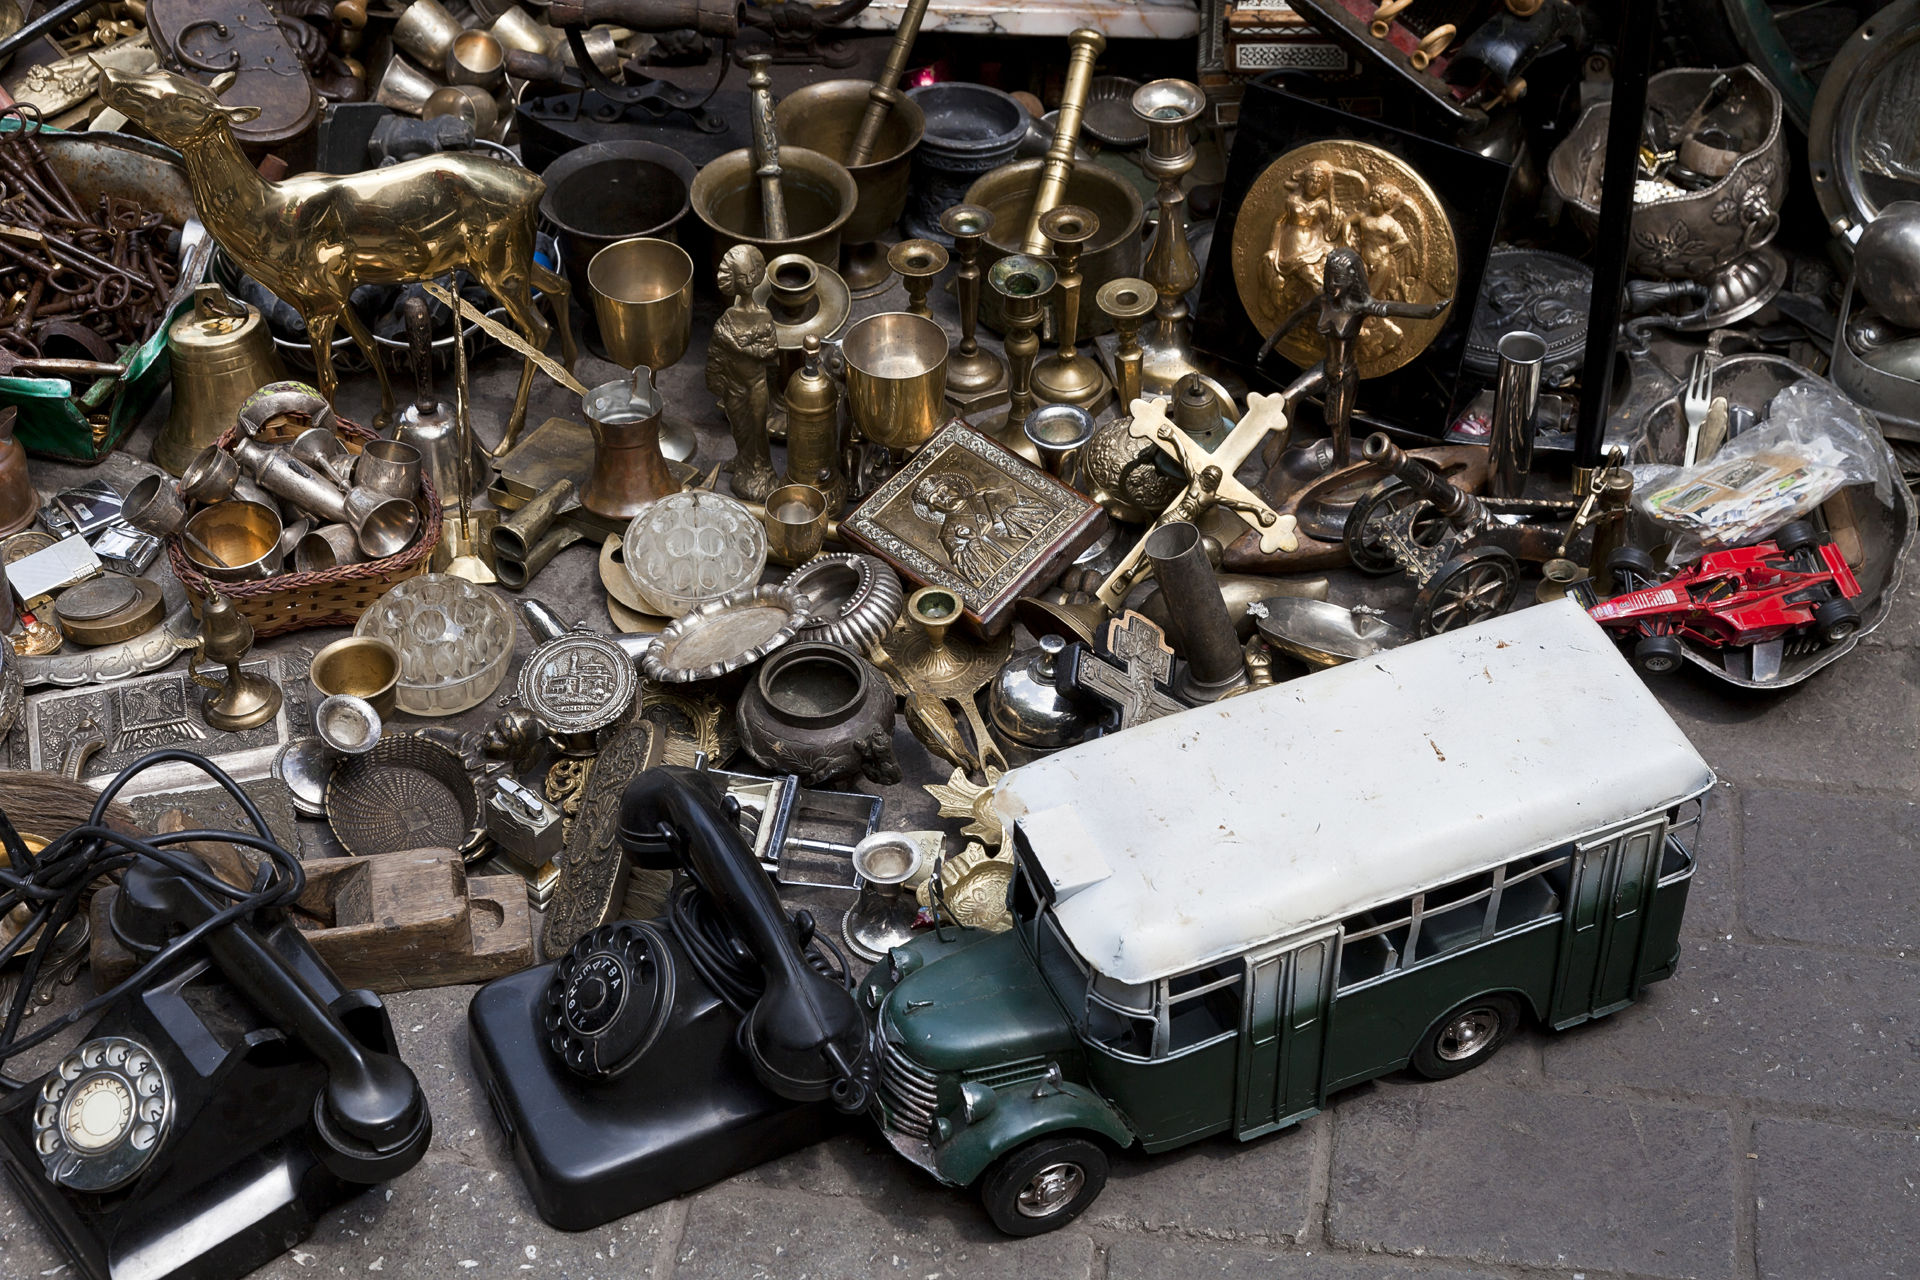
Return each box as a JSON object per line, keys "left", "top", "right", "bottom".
{"left": 98, "top": 65, "right": 576, "bottom": 452}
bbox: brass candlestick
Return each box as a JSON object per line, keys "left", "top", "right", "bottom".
{"left": 939, "top": 203, "right": 1008, "bottom": 412}
{"left": 1097, "top": 277, "right": 1156, "bottom": 409}
{"left": 888, "top": 238, "right": 948, "bottom": 321}
{"left": 188, "top": 592, "right": 283, "bottom": 732}
{"left": 987, "top": 255, "right": 1056, "bottom": 460}
{"left": 1029, "top": 205, "right": 1111, "bottom": 412}
{"left": 1020, "top": 29, "right": 1105, "bottom": 255}
{"left": 1132, "top": 78, "right": 1208, "bottom": 396}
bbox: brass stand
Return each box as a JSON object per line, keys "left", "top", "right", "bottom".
{"left": 888, "top": 239, "right": 948, "bottom": 320}
{"left": 1029, "top": 206, "right": 1112, "bottom": 413}
{"left": 1096, "top": 277, "right": 1155, "bottom": 410}
{"left": 1132, "top": 79, "right": 1211, "bottom": 397}
{"left": 939, "top": 204, "right": 1008, "bottom": 414}
{"left": 987, "top": 255, "right": 1057, "bottom": 459}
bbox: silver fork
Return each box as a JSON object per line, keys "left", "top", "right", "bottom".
{"left": 1681, "top": 352, "right": 1713, "bottom": 467}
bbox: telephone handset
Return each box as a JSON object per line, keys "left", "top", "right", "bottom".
{"left": 469, "top": 765, "right": 869, "bottom": 1232}
{"left": 0, "top": 750, "right": 432, "bottom": 1280}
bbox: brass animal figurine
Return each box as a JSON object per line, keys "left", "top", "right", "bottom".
{"left": 97, "top": 65, "right": 576, "bottom": 451}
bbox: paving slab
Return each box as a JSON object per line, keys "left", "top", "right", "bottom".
{"left": 1084, "top": 1113, "right": 1324, "bottom": 1241}
{"left": 673, "top": 1181, "right": 1095, "bottom": 1280}
{"left": 1681, "top": 779, "right": 1740, "bottom": 940}
{"left": 1739, "top": 785, "right": 1920, "bottom": 953}
{"left": 1105, "top": 1239, "right": 1514, "bottom": 1279}
{"left": 385, "top": 983, "right": 507, "bottom": 1167}
{"left": 1326, "top": 1085, "right": 1737, "bottom": 1279}
{"left": 1541, "top": 938, "right": 1920, "bottom": 1116}
{"left": 1752, "top": 1118, "right": 1920, "bottom": 1280}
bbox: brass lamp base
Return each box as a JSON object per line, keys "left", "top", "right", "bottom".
{"left": 1030, "top": 351, "right": 1113, "bottom": 414}
{"left": 203, "top": 671, "right": 283, "bottom": 733}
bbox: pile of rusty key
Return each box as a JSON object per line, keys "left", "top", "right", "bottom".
{"left": 0, "top": 105, "right": 181, "bottom": 382}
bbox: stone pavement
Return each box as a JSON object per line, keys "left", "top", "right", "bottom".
{"left": 3, "top": 283, "right": 1918, "bottom": 1280}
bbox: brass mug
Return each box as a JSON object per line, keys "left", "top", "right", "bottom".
{"left": 587, "top": 238, "right": 695, "bottom": 371}
{"left": 309, "top": 634, "right": 401, "bottom": 719}
{"left": 763, "top": 483, "right": 830, "bottom": 566}
{"left": 445, "top": 31, "right": 506, "bottom": 89}
{"left": 841, "top": 311, "right": 948, "bottom": 454}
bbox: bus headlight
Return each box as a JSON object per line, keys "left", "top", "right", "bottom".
{"left": 958, "top": 1081, "right": 997, "bottom": 1125}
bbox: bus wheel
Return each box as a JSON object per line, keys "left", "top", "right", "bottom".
{"left": 1411, "top": 994, "right": 1522, "bottom": 1080}
{"left": 979, "top": 1135, "right": 1108, "bottom": 1236}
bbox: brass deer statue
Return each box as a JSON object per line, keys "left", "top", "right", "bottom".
{"left": 97, "top": 65, "right": 576, "bottom": 453}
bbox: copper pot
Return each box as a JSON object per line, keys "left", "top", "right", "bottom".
{"left": 581, "top": 367, "right": 676, "bottom": 520}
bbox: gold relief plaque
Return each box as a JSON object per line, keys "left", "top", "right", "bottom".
{"left": 1231, "top": 140, "right": 1458, "bottom": 377}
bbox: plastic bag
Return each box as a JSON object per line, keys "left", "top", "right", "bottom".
{"left": 1628, "top": 379, "right": 1893, "bottom": 561}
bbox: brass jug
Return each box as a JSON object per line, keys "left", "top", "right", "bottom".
{"left": 581, "top": 367, "right": 676, "bottom": 521}
{"left": 155, "top": 284, "right": 286, "bottom": 477}
{"left": 0, "top": 406, "right": 35, "bottom": 538}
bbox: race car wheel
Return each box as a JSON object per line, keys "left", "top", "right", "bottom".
{"left": 1773, "top": 521, "right": 1820, "bottom": 555}
{"left": 1633, "top": 634, "right": 1686, "bottom": 675}
{"left": 1605, "top": 546, "right": 1660, "bottom": 594}
{"left": 1815, "top": 596, "right": 1861, "bottom": 644}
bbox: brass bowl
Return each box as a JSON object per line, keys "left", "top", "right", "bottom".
{"left": 184, "top": 500, "right": 283, "bottom": 582}
{"left": 309, "top": 635, "right": 402, "bottom": 719}
{"left": 690, "top": 145, "right": 858, "bottom": 272}
{"left": 966, "top": 160, "right": 1144, "bottom": 337}
{"left": 775, "top": 81, "right": 926, "bottom": 292}
{"left": 841, "top": 312, "right": 949, "bottom": 453}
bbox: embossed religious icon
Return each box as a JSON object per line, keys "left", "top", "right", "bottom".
{"left": 842, "top": 421, "right": 1106, "bottom": 634}
{"left": 1055, "top": 611, "right": 1186, "bottom": 732}
{"left": 709, "top": 244, "right": 781, "bottom": 503}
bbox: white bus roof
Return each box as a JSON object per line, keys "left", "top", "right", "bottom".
{"left": 994, "top": 601, "right": 1715, "bottom": 985}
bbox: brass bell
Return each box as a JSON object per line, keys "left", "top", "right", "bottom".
{"left": 154, "top": 284, "right": 285, "bottom": 477}
{"left": 189, "top": 591, "right": 284, "bottom": 732}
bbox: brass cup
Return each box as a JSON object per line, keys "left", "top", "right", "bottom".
{"left": 392, "top": 0, "right": 463, "bottom": 66}
{"left": 841, "top": 312, "right": 949, "bottom": 454}
{"left": 1024, "top": 403, "right": 1096, "bottom": 477}
{"left": 587, "top": 238, "right": 695, "bottom": 371}
{"left": 179, "top": 445, "right": 240, "bottom": 504}
{"left": 184, "top": 500, "right": 284, "bottom": 582}
{"left": 490, "top": 6, "right": 558, "bottom": 55}
{"left": 445, "top": 31, "right": 507, "bottom": 89}
{"left": 122, "top": 474, "right": 191, "bottom": 538}
{"left": 295, "top": 523, "right": 360, "bottom": 572}
{"left": 774, "top": 80, "right": 926, "bottom": 294}
{"left": 690, "top": 144, "right": 859, "bottom": 272}
{"left": 763, "top": 483, "right": 830, "bottom": 566}
{"left": 424, "top": 84, "right": 499, "bottom": 138}
{"left": 373, "top": 55, "right": 439, "bottom": 116}
{"left": 309, "top": 634, "right": 401, "bottom": 720}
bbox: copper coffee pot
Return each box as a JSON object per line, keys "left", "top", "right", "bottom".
{"left": 582, "top": 367, "right": 677, "bottom": 520}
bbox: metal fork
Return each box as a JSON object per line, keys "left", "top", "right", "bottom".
{"left": 1682, "top": 352, "right": 1713, "bottom": 468}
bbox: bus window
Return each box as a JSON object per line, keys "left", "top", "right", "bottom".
{"left": 1166, "top": 964, "right": 1243, "bottom": 1053}
{"left": 1290, "top": 942, "right": 1328, "bottom": 1030}
{"left": 1088, "top": 998, "right": 1155, "bottom": 1058}
{"left": 1493, "top": 848, "right": 1571, "bottom": 933}
{"left": 1411, "top": 872, "right": 1495, "bottom": 962}
{"left": 1337, "top": 900, "right": 1412, "bottom": 989}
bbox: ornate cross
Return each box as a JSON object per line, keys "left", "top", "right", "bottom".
{"left": 1094, "top": 393, "right": 1300, "bottom": 609}
{"left": 1061, "top": 612, "right": 1186, "bottom": 730}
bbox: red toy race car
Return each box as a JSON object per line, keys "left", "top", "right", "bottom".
{"left": 1588, "top": 520, "right": 1863, "bottom": 674}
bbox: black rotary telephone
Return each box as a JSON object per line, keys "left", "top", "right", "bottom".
{"left": 0, "top": 751, "right": 431, "bottom": 1280}
{"left": 470, "top": 765, "right": 872, "bottom": 1231}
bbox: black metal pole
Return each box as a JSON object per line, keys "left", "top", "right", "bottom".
{"left": 1572, "top": 0, "right": 1657, "bottom": 482}
{"left": 0, "top": 0, "right": 105, "bottom": 67}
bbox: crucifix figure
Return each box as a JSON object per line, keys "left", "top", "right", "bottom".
{"left": 1094, "top": 393, "right": 1301, "bottom": 610}
{"left": 1059, "top": 612, "right": 1188, "bottom": 731}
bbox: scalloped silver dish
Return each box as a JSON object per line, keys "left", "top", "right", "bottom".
{"left": 641, "top": 584, "right": 810, "bottom": 685}
{"left": 784, "top": 552, "right": 904, "bottom": 653}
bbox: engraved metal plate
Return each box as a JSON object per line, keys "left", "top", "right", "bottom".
{"left": 1463, "top": 247, "right": 1592, "bottom": 382}
{"left": 516, "top": 629, "right": 638, "bottom": 738}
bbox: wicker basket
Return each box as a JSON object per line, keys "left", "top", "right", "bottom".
{"left": 165, "top": 416, "right": 442, "bottom": 638}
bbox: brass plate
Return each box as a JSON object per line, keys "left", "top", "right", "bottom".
{"left": 1230, "top": 139, "right": 1457, "bottom": 377}
{"left": 540, "top": 720, "right": 664, "bottom": 959}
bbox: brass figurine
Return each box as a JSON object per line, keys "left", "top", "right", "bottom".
{"left": 1256, "top": 246, "right": 1451, "bottom": 464}
{"left": 939, "top": 203, "right": 1008, "bottom": 411}
{"left": 97, "top": 65, "right": 577, "bottom": 453}
{"left": 1030, "top": 206, "right": 1112, "bottom": 412}
{"left": 1020, "top": 28, "right": 1106, "bottom": 254}
{"left": 710, "top": 245, "right": 781, "bottom": 502}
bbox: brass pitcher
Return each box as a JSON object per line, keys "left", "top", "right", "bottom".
{"left": 155, "top": 284, "right": 285, "bottom": 477}
{"left": 581, "top": 367, "right": 677, "bottom": 520}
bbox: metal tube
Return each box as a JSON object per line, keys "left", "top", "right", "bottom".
{"left": 496, "top": 526, "right": 582, "bottom": 590}
{"left": 1488, "top": 330, "right": 1545, "bottom": 499}
{"left": 746, "top": 55, "right": 790, "bottom": 241}
{"left": 492, "top": 478, "right": 580, "bottom": 562}
{"left": 846, "top": 0, "right": 932, "bottom": 166}
{"left": 1020, "top": 29, "right": 1106, "bottom": 255}
{"left": 1361, "top": 434, "right": 1485, "bottom": 529}
{"left": 1144, "top": 521, "right": 1246, "bottom": 702}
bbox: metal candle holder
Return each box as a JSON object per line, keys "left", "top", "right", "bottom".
{"left": 939, "top": 203, "right": 1008, "bottom": 412}
{"left": 1131, "top": 78, "right": 1208, "bottom": 396}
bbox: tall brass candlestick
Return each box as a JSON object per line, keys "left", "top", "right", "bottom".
{"left": 940, "top": 202, "right": 1008, "bottom": 411}
{"left": 1029, "top": 205, "right": 1111, "bottom": 411}
{"left": 1132, "top": 78, "right": 1206, "bottom": 394}
{"left": 1020, "top": 28, "right": 1105, "bottom": 255}
{"left": 845, "top": 0, "right": 932, "bottom": 166}
{"left": 1097, "top": 277, "right": 1156, "bottom": 409}
{"left": 989, "top": 255, "right": 1057, "bottom": 441}
{"left": 746, "top": 54, "right": 789, "bottom": 240}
